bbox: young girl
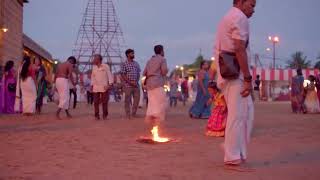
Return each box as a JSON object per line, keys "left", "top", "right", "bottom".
{"left": 304, "top": 75, "right": 320, "bottom": 113}
{"left": 205, "top": 81, "right": 227, "bottom": 137}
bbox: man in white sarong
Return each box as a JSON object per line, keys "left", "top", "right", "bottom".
{"left": 214, "top": 0, "right": 256, "bottom": 170}
{"left": 55, "top": 56, "right": 77, "bottom": 119}
{"left": 143, "top": 45, "right": 168, "bottom": 125}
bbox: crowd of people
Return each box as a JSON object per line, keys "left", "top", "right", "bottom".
{"left": 0, "top": 57, "right": 49, "bottom": 115}
{"left": 290, "top": 68, "right": 320, "bottom": 114}
{"left": 0, "top": 0, "right": 256, "bottom": 171}
{"left": 5, "top": 0, "right": 319, "bottom": 171}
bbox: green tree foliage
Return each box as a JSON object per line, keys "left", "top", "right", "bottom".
{"left": 286, "top": 51, "right": 311, "bottom": 69}
{"left": 314, "top": 54, "right": 320, "bottom": 69}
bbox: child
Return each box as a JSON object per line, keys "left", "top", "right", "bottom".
{"left": 304, "top": 75, "right": 320, "bottom": 113}
{"left": 205, "top": 81, "right": 227, "bottom": 137}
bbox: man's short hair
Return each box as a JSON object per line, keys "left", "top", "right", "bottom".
{"left": 67, "top": 56, "right": 77, "bottom": 64}
{"left": 154, "top": 45, "right": 164, "bottom": 55}
{"left": 233, "top": 0, "right": 248, "bottom": 5}
{"left": 94, "top": 54, "right": 103, "bottom": 62}
{"left": 297, "top": 68, "right": 303, "bottom": 76}
{"left": 125, "top": 49, "right": 134, "bottom": 57}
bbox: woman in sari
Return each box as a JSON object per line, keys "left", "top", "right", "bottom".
{"left": 35, "top": 57, "right": 47, "bottom": 114}
{"left": 1, "top": 61, "right": 16, "bottom": 114}
{"left": 304, "top": 75, "right": 320, "bottom": 113}
{"left": 20, "top": 56, "right": 37, "bottom": 116}
{"left": 316, "top": 73, "right": 320, "bottom": 104}
{"left": 189, "top": 61, "right": 211, "bottom": 119}
{"left": 290, "top": 68, "right": 306, "bottom": 113}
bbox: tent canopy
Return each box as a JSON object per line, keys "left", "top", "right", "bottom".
{"left": 252, "top": 68, "right": 319, "bottom": 81}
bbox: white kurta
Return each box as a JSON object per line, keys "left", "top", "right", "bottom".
{"left": 146, "top": 87, "right": 167, "bottom": 121}
{"left": 56, "top": 78, "right": 70, "bottom": 110}
{"left": 21, "top": 77, "right": 37, "bottom": 113}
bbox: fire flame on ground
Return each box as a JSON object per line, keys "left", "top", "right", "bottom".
{"left": 151, "top": 126, "right": 170, "bottom": 143}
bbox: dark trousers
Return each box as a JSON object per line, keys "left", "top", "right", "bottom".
{"left": 182, "top": 92, "right": 188, "bottom": 106}
{"left": 87, "top": 91, "right": 93, "bottom": 105}
{"left": 170, "top": 97, "right": 177, "bottom": 107}
{"left": 69, "top": 89, "right": 77, "bottom": 109}
{"left": 93, "top": 91, "right": 109, "bottom": 118}
{"left": 124, "top": 87, "right": 140, "bottom": 116}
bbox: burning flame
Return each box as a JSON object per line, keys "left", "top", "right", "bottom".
{"left": 151, "top": 126, "right": 169, "bottom": 143}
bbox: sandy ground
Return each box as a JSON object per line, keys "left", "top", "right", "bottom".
{"left": 0, "top": 101, "right": 320, "bottom": 180}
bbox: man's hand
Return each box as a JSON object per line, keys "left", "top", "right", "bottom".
{"left": 240, "top": 81, "right": 253, "bottom": 97}
{"left": 130, "top": 81, "right": 138, "bottom": 87}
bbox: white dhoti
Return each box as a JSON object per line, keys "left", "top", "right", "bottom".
{"left": 139, "top": 86, "right": 144, "bottom": 107}
{"left": 146, "top": 87, "right": 167, "bottom": 122}
{"left": 221, "top": 79, "right": 254, "bottom": 162}
{"left": 21, "top": 77, "right": 37, "bottom": 113}
{"left": 56, "top": 78, "right": 70, "bottom": 110}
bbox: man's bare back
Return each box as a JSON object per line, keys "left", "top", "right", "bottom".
{"left": 55, "top": 60, "right": 75, "bottom": 86}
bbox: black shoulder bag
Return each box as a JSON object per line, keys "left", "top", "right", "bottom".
{"left": 218, "top": 39, "right": 249, "bottom": 80}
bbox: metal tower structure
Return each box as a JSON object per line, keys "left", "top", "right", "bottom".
{"left": 73, "top": 0, "right": 125, "bottom": 72}
{"left": 254, "top": 53, "right": 263, "bottom": 68}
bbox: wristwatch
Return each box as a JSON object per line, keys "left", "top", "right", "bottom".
{"left": 244, "top": 75, "right": 252, "bottom": 82}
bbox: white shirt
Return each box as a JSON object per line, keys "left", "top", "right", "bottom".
{"left": 91, "top": 64, "right": 114, "bottom": 93}
{"left": 214, "top": 7, "right": 251, "bottom": 87}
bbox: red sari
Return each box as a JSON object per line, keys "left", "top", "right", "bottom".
{"left": 206, "top": 92, "right": 227, "bottom": 137}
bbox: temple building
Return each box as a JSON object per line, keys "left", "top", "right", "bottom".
{"left": 0, "top": 0, "right": 54, "bottom": 77}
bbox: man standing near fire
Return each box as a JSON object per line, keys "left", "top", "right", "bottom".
{"left": 143, "top": 45, "right": 168, "bottom": 126}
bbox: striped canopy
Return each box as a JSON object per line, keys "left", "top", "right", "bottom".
{"left": 252, "top": 68, "right": 320, "bottom": 81}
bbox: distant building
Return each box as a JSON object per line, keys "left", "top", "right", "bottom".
{"left": 0, "top": 0, "right": 28, "bottom": 66}
{"left": 23, "top": 33, "right": 54, "bottom": 80}
{"left": 0, "top": 0, "right": 54, "bottom": 78}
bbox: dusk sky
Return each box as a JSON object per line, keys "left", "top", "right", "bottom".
{"left": 24, "top": 0, "right": 320, "bottom": 70}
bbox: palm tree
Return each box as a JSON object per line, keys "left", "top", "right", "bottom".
{"left": 314, "top": 54, "right": 320, "bottom": 69}
{"left": 286, "top": 51, "right": 311, "bottom": 69}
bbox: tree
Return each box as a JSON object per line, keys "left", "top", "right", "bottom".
{"left": 314, "top": 54, "right": 320, "bottom": 69}
{"left": 286, "top": 51, "right": 311, "bottom": 69}
{"left": 187, "top": 54, "right": 205, "bottom": 69}
{"left": 185, "top": 54, "right": 206, "bottom": 76}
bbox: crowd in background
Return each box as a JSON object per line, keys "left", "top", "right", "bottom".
{"left": 290, "top": 68, "right": 320, "bottom": 114}
{"left": 0, "top": 56, "right": 50, "bottom": 115}
{"left": 1, "top": 58, "right": 319, "bottom": 118}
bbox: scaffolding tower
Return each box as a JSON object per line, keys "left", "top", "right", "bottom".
{"left": 73, "top": 0, "right": 125, "bottom": 73}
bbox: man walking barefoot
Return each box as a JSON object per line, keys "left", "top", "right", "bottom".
{"left": 143, "top": 45, "right": 168, "bottom": 126}
{"left": 55, "top": 56, "right": 77, "bottom": 119}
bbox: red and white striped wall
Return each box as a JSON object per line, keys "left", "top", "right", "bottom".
{"left": 252, "top": 68, "right": 320, "bottom": 81}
